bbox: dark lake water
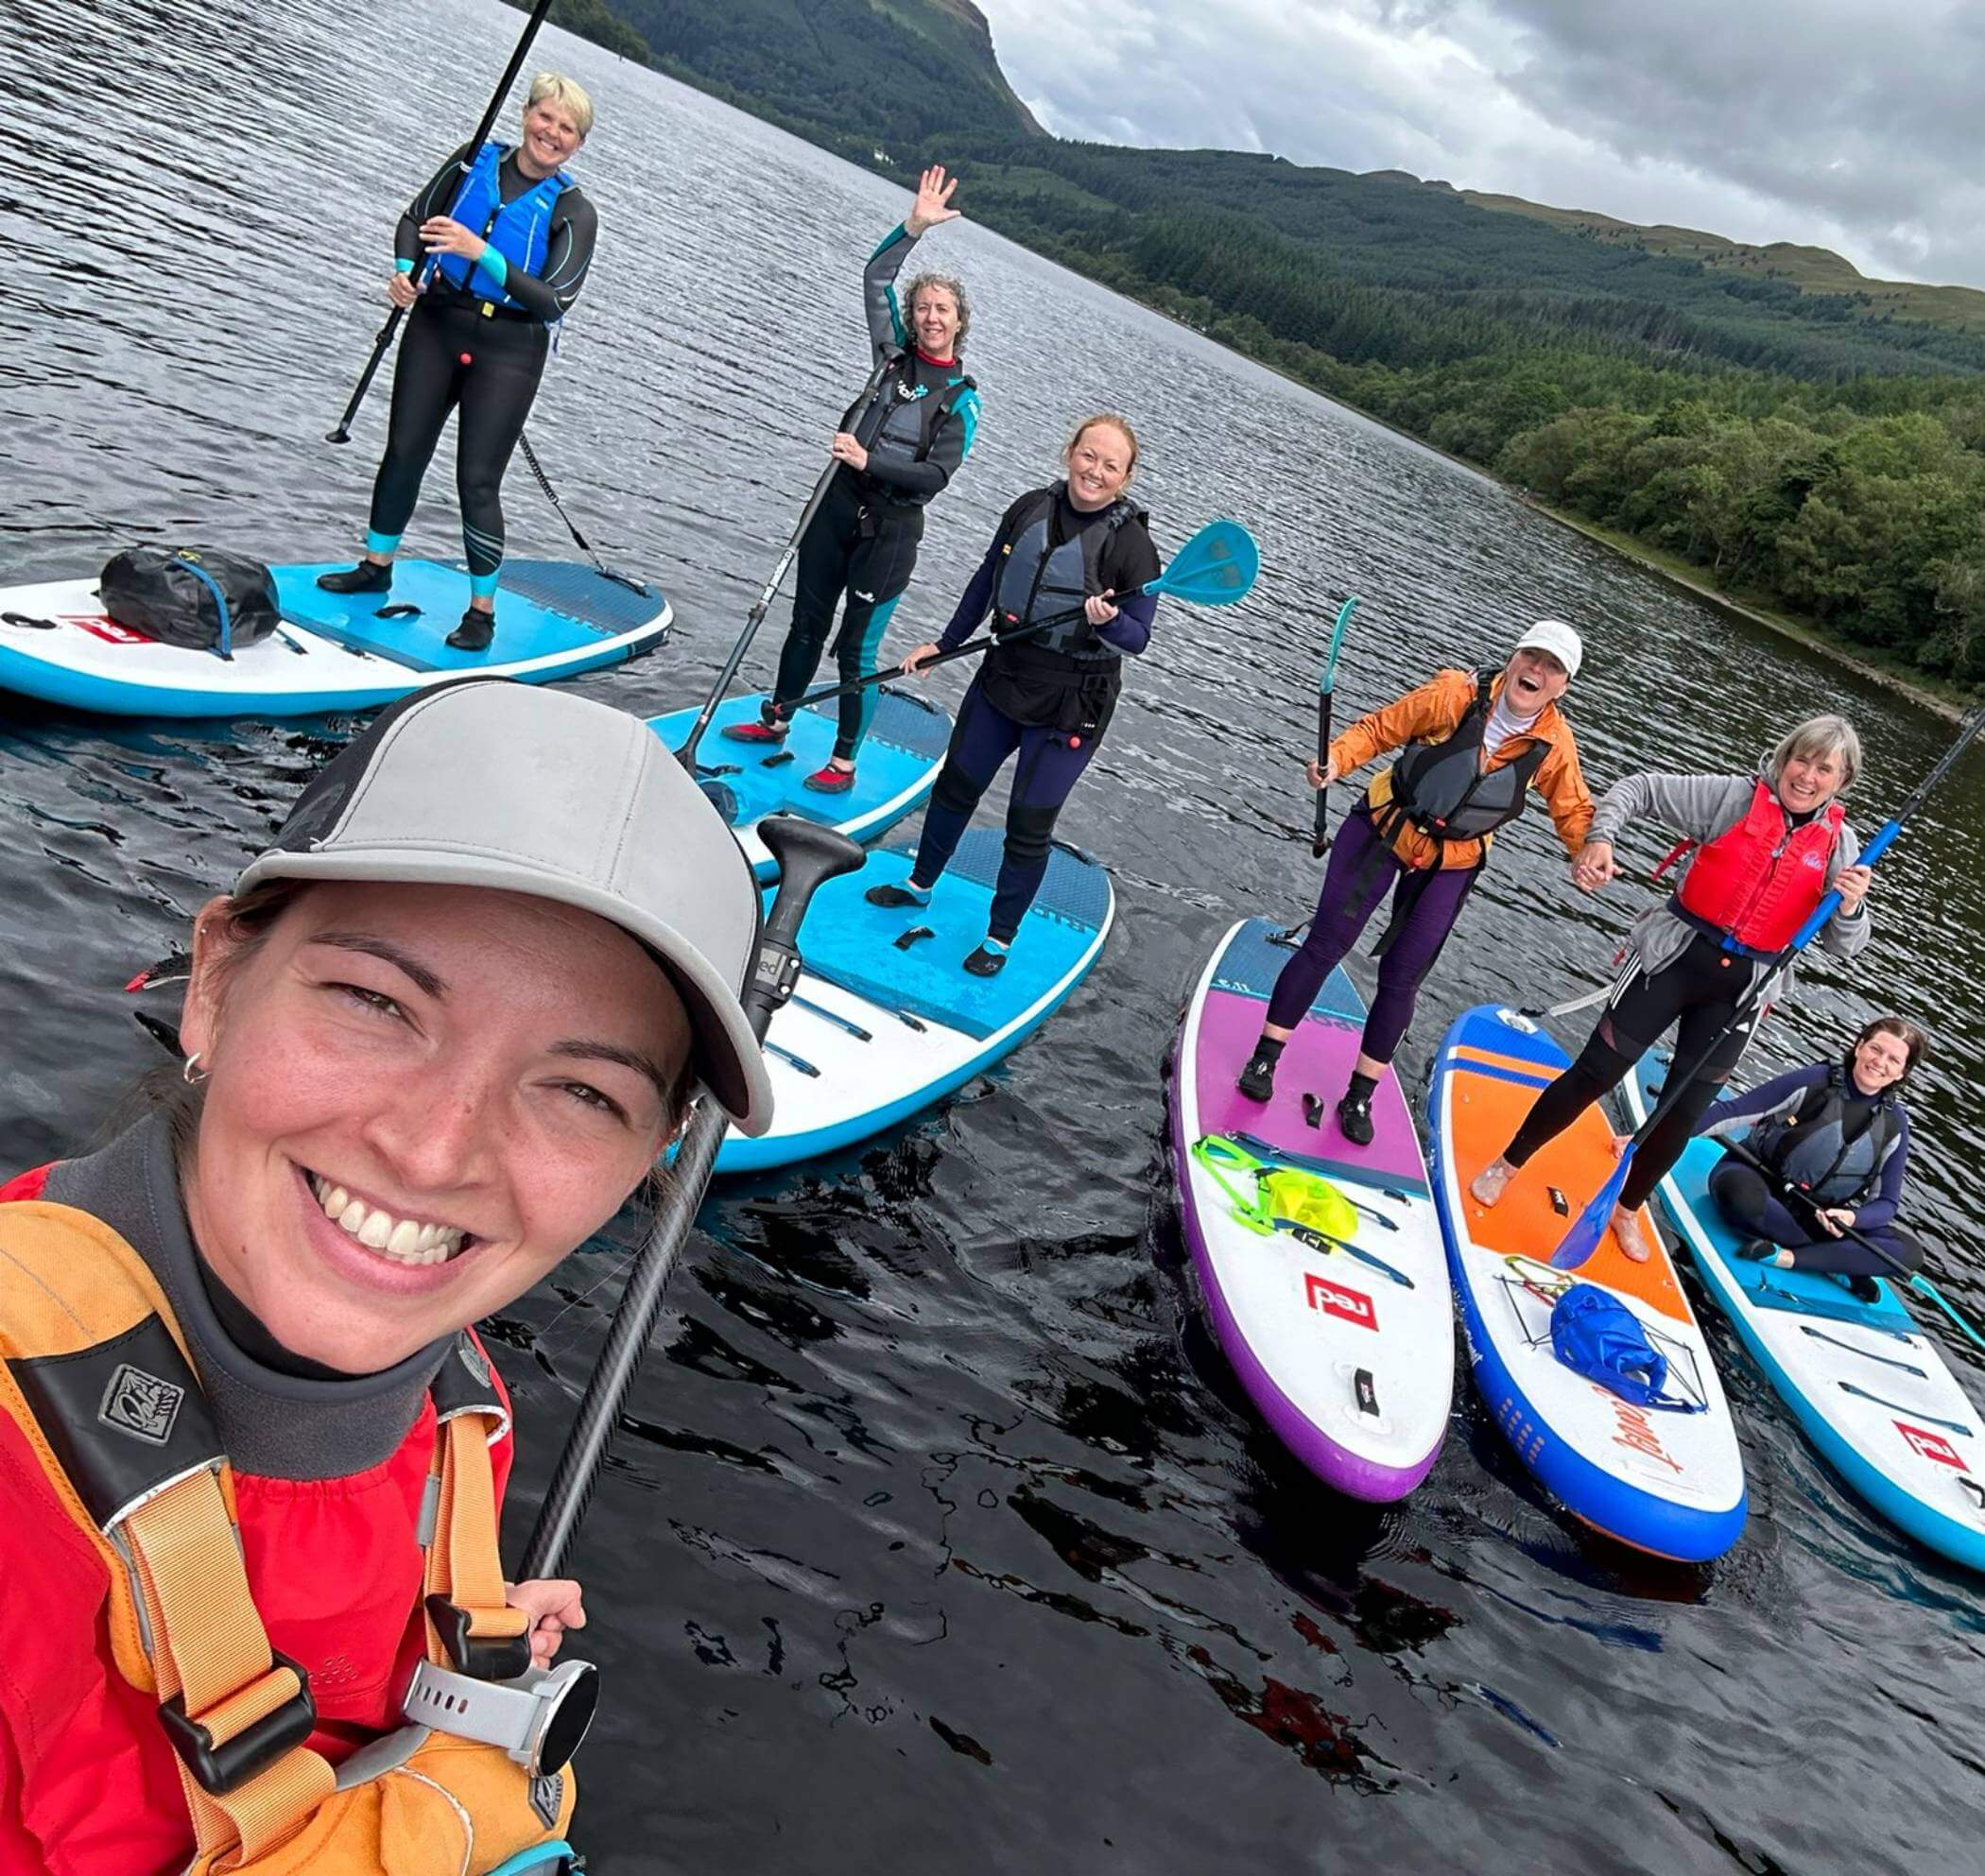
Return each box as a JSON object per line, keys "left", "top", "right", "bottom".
{"left": 6, "top": 1, "right": 1985, "bottom": 1867}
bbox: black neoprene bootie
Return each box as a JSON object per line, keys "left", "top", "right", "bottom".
{"left": 1237, "top": 1050, "right": 1278, "bottom": 1103}
{"left": 446, "top": 608, "right": 494, "bottom": 652}
{"left": 1337, "top": 1092, "right": 1375, "bottom": 1146}
{"left": 963, "top": 940, "right": 1009, "bottom": 977}
{"left": 867, "top": 882, "right": 932, "bottom": 910}
{"left": 316, "top": 559, "right": 392, "bottom": 594}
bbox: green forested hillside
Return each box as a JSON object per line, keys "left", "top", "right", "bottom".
{"left": 526, "top": 0, "right": 1985, "bottom": 688}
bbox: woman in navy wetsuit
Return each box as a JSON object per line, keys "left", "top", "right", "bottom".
{"left": 318, "top": 73, "right": 600, "bottom": 652}
{"left": 1700, "top": 1014, "right": 1928, "bottom": 1294}
{"left": 865, "top": 415, "right": 1160, "bottom": 975}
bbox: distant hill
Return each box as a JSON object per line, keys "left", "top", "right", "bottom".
{"left": 527, "top": 0, "right": 1985, "bottom": 689}
{"left": 1455, "top": 186, "right": 1985, "bottom": 338}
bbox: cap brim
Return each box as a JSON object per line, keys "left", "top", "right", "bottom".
{"left": 235, "top": 846, "right": 776, "bottom": 1136}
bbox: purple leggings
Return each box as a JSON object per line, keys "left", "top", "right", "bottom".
{"left": 1264, "top": 809, "right": 1478, "bottom": 1060}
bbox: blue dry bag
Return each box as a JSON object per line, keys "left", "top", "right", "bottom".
{"left": 1549, "top": 1282, "right": 1700, "bottom": 1413}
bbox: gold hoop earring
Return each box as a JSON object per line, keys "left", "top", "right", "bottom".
{"left": 181, "top": 1053, "right": 207, "bottom": 1085}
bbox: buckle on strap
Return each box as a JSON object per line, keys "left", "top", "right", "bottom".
{"left": 426, "top": 1592, "right": 533, "bottom": 1681}
{"left": 158, "top": 1649, "right": 317, "bottom": 1796}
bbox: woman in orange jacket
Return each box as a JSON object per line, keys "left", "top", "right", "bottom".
{"left": 1237, "top": 621, "right": 1597, "bottom": 1143}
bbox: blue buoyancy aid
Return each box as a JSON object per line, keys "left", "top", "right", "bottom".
{"left": 434, "top": 141, "right": 572, "bottom": 314}
{"left": 1752, "top": 1063, "right": 1904, "bottom": 1207}
{"left": 992, "top": 484, "right": 1143, "bottom": 662}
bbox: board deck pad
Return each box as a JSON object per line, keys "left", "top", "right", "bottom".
{"left": 1629, "top": 1059, "right": 1985, "bottom": 1573}
{"left": 711, "top": 827, "right": 1113, "bottom": 1174}
{"left": 0, "top": 558, "right": 669, "bottom": 718}
{"left": 647, "top": 688, "right": 952, "bottom": 880}
{"left": 1167, "top": 918, "right": 1453, "bottom": 1503}
{"left": 1430, "top": 1005, "right": 1747, "bottom": 1561}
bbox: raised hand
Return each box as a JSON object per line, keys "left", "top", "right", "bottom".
{"left": 906, "top": 164, "right": 961, "bottom": 237}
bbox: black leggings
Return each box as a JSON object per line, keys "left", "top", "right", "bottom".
{"left": 369, "top": 291, "right": 548, "bottom": 586}
{"left": 771, "top": 473, "right": 923, "bottom": 761}
{"left": 1707, "top": 1161, "right": 1924, "bottom": 1277}
{"left": 1503, "top": 933, "right": 1760, "bottom": 1212}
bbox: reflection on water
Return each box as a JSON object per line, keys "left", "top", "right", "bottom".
{"left": 6, "top": 0, "right": 1985, "bottom": 1867}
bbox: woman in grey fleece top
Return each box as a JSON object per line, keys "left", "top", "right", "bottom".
{"left": 1472, "top": 714, "right": 1876, "bottom": 1262}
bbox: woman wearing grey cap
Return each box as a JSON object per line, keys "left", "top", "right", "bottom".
{"left": 1471, "top": 713, "right": 1875, "bottom": 1262}
{"left": 1237, "top": 621, "right": 1597, "bottom": 1144}
{"left": 0, "top": 679, "right": 770, "bottom": 1870}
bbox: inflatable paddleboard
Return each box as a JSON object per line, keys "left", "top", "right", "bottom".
{"left": 647, "top": 688, "right": 953, "bottom": 881}
{"left": 1429, "top": 1005, "right": 1746, "bottom": 1560}
{"left": 1626, "top": 1060, "right": 1985, "bottom": 1573}
{"left": 712, "top": 827, "right": 1113, "bottom": 1174}
{"left": 0, "top": 560, "right": 670, "bottom": 718}
{"left": 1167, "top": 921, "right": 1453, "bottom": 1501}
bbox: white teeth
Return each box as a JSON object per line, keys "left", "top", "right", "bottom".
{"left": 308, "top": 1173, "right": 468, "bottom": 1267}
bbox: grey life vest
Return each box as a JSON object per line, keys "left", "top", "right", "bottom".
{"left": 1752, "top": 1063, "right": 1904, "bottom": 1207}
{"left": 992, "top": 484, "right": 1143, "bottom": 662}
{"left": 850, "top": 353, "right": 975, "bottom": 499}
{"left": 1388, "top": 671, "right": 1549, "bottom": 843}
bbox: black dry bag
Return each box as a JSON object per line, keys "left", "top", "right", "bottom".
{"left": 99, "top": 546, "right": 281, "bottom": 657}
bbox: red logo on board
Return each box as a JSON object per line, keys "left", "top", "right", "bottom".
{"left": 1895, "top": 1422, "right": 1969, "bottom": 1471}
{"left": 1304, "top": 1272, "right": 1376, "bottom": 1332}
{"left": 73, "top": 616, "right": 150, "bottom": 645}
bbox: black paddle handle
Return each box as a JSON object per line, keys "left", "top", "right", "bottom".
{"left": 1310, "top": 690, "right": 1335, "bottom": 858}
{"left": 326, "top": 0, "right": 557, "bottom": 443}
{"left": 517, "top": 816, "right": 866, "bottom": 1581}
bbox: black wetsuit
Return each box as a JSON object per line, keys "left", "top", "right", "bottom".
{"left": 366, "top": 143, "right": 598, "bottom": 591}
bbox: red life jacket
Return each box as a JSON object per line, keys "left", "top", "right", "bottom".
{"left": 0, "top": 1168, "right": 528, "bottom": 1875}
{"left": 1671, "top": 778, "right": 1843, "bottom": 957}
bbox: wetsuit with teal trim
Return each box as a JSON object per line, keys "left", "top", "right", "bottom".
{"left": 363, "top": 142, "right": 598, "bottom": 600}
{"left": 901, "top": 486, "right": 1159, "bottom": 942}
{"left": 751, "top": 223, "right": 980, "bottom": 763}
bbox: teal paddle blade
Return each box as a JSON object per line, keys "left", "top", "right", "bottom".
{"left": 1149, "top": 519, "right": 1259, "bottom": 606}
{"left": 1320, "top": 595, "right": 1357, "bottom": 696}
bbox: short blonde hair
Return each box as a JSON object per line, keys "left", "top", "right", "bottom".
{"left": 1065, "top": 413, "right": 1140, "bottom": 477}
{"left": 1770, "top": 714, "right": 1861, "bottom": 794}
{"left": 526, "top": 71, "right": 595, "bottom": 140}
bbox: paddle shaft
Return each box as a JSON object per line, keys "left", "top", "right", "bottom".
{"left": 1312, "top": 597, "right": 1356, "bottom": 858}
{"left": 326, "top": 0, "right": 556, "bottom": 444}
{"left": 1718, "top": 1138, "right": 1985, "bottom": 1349}
{"left": 786, "top": 590, "right": 1129, "bottom": 712}
{"left": 517, "top": 818, "right": 867, "bottom": 1580}
{"left": 675, "top": 350, "right": 901, "bottom": 769}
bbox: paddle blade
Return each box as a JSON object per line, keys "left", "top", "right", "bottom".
{"left": 1149, "top": 520, "right": 1259, "bottom": 607}
{"left": 1549, "top": 1151, "right": 1632, "bottom": 1269}
{"left": 1320, "top": 596, "right": 1357, "bottom": 693}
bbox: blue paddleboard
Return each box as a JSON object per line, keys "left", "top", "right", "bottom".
{"left": 646, "top": 688, "right": 953, "bottom": 880}
{"left": 0, "top": 559, "right": 670, "bottom": 718}
{"left": 713, "top": 827, "right": 1114, "bottom": 1173}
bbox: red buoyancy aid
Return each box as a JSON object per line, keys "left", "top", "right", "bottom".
{"left": 0, "top": 1170, "right": 540, "bottom": 1876}
{"left": 1671, "top": 778, "right": 1844, "bottom": 956}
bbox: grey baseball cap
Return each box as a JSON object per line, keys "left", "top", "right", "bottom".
{"left": 236, "top": 678, "right": 774, "bottom": 1134}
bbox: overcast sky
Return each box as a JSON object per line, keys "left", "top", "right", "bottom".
{"left": 977, "top": 0, "right": 1985, "bottom": 291}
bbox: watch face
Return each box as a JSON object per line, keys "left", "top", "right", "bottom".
{"left": 536, "top": 1662, "right": 600, "bottom": 1777}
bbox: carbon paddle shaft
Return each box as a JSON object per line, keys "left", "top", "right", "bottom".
{"left": 517, "top": 817, "right": 867, "bottom": 1581}
{"left": 675, "top": 351, "right": 900, "bottom": 769}
{"left": 788, "top": 600, "right": 1104, "bottom": 711}
{"left": 324, "top": 0, "right": 556, "bottom": 443}
{"left": 1310, "top": 690, "right": 1334, "bottom": 856}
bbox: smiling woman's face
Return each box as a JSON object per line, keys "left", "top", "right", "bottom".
{"left": 178, "top": 881, "right": 689, "bottom": 1374}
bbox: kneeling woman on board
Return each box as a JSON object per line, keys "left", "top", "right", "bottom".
{"left": 866, "top": 413, "right": 1160, "bottom": 974}
{"left": 724, "top": 164, "right": 981, "bottom": 793}
{"left": 1237, "top": 622, "right": 1596, "bottom": 1143}
{"left": 1472, "top": 713, "right": 1876, "bottom": 1262}
{"left": 319, "top": 73, "right": 601, "bottom": 652}
{"left": 0, "top": 680, "right": 771, "bottom": 1873}
{"left": 1700, "top": 1013, "right": 1928, "bottom": 1294}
